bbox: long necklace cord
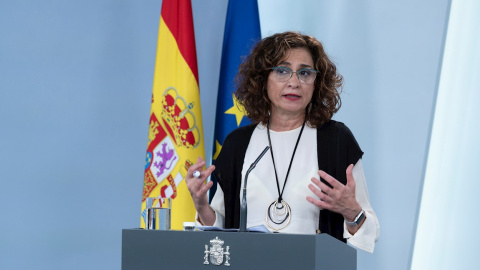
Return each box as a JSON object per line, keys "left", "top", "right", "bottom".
{"left": 265, "top": 117, "right": 306, "bottom": 231}
{"left": 267, "top": 117, "right": 307, "bottom": 202}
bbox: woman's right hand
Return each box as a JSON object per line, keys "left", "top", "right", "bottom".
{"left": 185, "top": 157, "right": 216, "bottom": 225}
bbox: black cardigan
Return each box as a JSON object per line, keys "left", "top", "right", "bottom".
{"left": 212, "top": 120, "right": 363, "bottom": 242}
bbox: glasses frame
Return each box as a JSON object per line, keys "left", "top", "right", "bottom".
{"left": 270, "top": 66, "right": 319, "bottom": 85}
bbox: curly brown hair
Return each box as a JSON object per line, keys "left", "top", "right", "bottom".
{"left": 235, "top": 31, "right": 343, "bottom": 128}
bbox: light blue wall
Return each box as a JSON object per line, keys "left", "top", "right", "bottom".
{"left": 0, "top": 1, "right": 161, "bottom": 269}
{"left": 0, "top": 0, "right": 451, "bottom": 269}
{"left": 412, "top": 0, "right": 480, "bottom": 268}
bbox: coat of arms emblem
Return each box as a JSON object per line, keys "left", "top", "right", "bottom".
{"left": 204, "top": 237, "right": 231, "bottom": 266}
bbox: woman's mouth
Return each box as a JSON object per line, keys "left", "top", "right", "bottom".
{"left": 283, "top": 94, "right": 301, "bottom": 101}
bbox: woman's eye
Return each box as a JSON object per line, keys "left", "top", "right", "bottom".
{"left": 299, "top": 70, "right": 311, "bottom": 76}
{"left": 276, "top": 68, "right": 289, "bottom": 74}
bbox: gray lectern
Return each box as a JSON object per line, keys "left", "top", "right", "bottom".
{"left": 122, "top": 229, "right": 356, "bottom": 270}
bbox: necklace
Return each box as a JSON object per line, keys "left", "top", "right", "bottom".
{"left": 265, "top": 118, "right": 306, "bottom": 232}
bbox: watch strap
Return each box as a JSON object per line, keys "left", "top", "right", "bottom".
{"left": 345, "top": 209, "right": 365, "bottom": 226}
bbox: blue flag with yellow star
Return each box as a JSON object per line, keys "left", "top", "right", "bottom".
{"left": 210, "top": 0, "right": 261, "bottom": 201}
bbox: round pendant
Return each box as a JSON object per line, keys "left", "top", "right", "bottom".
{"left": 265, "top": 199, "right": 291, "bottom": 232}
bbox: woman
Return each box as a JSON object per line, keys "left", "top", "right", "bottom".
{"left": 186, "top": 31, "right": 379, "bottom": 252}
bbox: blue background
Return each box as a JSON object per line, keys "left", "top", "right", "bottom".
{"left": 0, "top": 0, "right": 465, "bottom": 269}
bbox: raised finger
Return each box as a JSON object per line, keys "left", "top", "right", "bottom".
{"left": 189, "top": 166, "right": 215, "bottom": 191}
{"left": 308, "top": 183, "right": 332, "bottom": 204}
{"left": 188, "top": 159, "right": 207, "bottom": 177}
{"left": 198, "top": 165, "right": 215, "bottom": 180}
{"left": 311, "top": 177, "right": 334, "bottom": 195}
{"left": 200, "top": 179, "right": 214, "bottom": 194}
{"left": 346, "top": 164, "right": 356, "bottom": 188}
{"left": 306, "top": 195, "right": 330, "bottom": 209}
{"left": 318, "top": 170, "right": 344, "bottom": 189}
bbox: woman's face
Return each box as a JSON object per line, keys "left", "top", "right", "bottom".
{"left": 266, "top": 48, "right": 315, "bottom": 118}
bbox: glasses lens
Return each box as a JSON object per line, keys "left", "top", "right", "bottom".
{"left": 272, "top": 67, "right": 292, "bottom": 82}
{"left": 297, "top": 68, "right": 317, "bottom": 84}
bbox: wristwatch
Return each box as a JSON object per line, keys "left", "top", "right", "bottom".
{"left": 345, "top": 209, "right": 365, "bottom": 226}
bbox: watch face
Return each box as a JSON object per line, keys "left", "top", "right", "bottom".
{"left": 346, "top": 210, "right": 365, "bottom": 226}
{"left": 355, "top": 212, "right": 365, "bottom": 225}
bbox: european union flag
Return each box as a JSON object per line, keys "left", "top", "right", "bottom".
{"left": 210, "top": 0, "right": 261, "bottom": 201}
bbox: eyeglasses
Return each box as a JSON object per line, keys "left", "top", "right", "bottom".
{"left": 270, "top": 66, "right": 318, "bottom": 85}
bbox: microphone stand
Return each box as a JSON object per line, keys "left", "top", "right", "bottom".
{"left": 239, "top": 146, "right": 270, "bottom": 232}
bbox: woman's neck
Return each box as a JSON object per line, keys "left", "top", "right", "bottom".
{"left": 268, "top": 112, "right": 305, "bottom": 131}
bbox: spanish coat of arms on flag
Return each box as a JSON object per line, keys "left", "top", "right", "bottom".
{"left": 141, "top": 0, "right": 205, "bottom": 230}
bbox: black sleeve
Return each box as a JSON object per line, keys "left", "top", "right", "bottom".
{"left": 317, "top": 120, "right": 364, "bottom": 242}
{"left": 212, "top": 124, "right": 256, "bottom": 228}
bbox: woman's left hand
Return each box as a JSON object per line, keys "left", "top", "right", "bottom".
{"left": 306, "top": 164, "right": 362, "bottom": 222}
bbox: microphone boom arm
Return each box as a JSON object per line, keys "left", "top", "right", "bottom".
{"left": 239, "top": 146, "right": 270, "bottom": 232}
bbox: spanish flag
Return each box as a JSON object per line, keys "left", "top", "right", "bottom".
{"left": 141, "top": 0, "right": 204, "bottom": 230}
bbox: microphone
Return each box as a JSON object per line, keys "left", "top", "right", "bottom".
{"left": 239, "top": 146, "right": 270, "bottom": 232}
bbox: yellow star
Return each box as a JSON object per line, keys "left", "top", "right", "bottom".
{"left": 213, "top": 140, "right": 222, "bottom": 160}
{"left": 224, "top": 94, "right": 246, "bottom": 126}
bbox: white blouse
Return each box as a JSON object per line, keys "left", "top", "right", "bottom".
{"left": 207, "top": 124, "right": 380, "bottom": 253}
